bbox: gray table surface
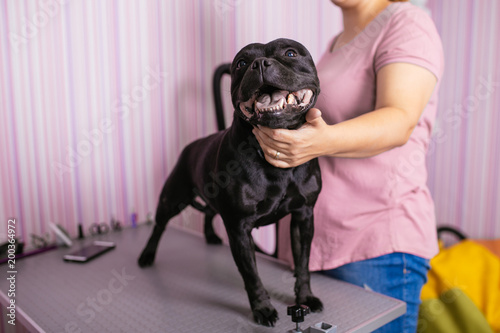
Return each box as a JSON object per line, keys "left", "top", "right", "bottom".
{"left": 0, "top": 224, "right": 405, "bottom": 333}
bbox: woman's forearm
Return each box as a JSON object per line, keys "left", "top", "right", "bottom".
{"left": 323, "top": 106, "right": 416, "bottom": 159}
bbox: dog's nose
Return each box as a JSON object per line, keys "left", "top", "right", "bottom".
{"left": 251, "top": 58, "right": 271, "bottom": 71}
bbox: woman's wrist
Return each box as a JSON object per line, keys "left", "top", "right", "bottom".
{"left": 319, "top": 124, "right": 340, "bottom": 158}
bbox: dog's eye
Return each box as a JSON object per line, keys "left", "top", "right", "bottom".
{"left": 236, "top": 59, "right": 247, "bottom": 69}
{"left": 285, "top": 50, "right": 297, "bottom": 57}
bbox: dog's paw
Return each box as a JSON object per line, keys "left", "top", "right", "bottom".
{"left": 252, "top": 305, "right": 279, "bottom": 327}
{"left": 137, "top": 251, "right": 155, "bottom": 268}
{"left": 300, "top": 295, "right": 323, "bottom": 313}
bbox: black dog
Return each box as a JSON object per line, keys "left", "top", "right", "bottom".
{"left": 138, "top": 38, "right": 322, "bottom": 326}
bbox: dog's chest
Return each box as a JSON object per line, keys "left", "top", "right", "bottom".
{"left": 236, "top": 166, "right": 314, "bottom": 224}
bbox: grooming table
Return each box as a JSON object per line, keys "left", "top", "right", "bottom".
{"left": 0, "top": 224, "right": 405, "bottom": 332}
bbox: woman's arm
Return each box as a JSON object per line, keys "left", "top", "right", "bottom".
{"left": 252, "top": 62, "right": 438, "bottom": 168}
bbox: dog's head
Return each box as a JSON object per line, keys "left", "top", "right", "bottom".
{"left": 230, "top": 38, "right": 320, "bottom": 129}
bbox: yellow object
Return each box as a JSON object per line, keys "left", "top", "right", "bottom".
{"left": 421, "top": 240, "right": 500, "bottom": 332}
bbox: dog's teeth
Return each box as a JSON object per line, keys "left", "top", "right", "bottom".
{"left": 256, "top": 94, "right": 271, "bottom": 112}
{"left": 279, "top": 99, "right": 285, "bottom": 109}
{"left": 287, "top": 93, "right": 297, "bottom": 105}
{"left": 293, "top": 89, "right": 307, "bottom": 102}
{"left": 302, "top": 89, "right": 313, "bottom": 104}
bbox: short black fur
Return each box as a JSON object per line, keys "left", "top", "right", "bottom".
{"left": 138, "top": 38, "right": 323, "bottom": 327}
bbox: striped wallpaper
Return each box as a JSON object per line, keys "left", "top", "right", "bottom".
{"left": 426, "top": 0, "right": 500, "bottom": 239}
{"left": 0, "top": 0, "right": 341, "bottom": 249}
{"left": 0, "top": 0, "right": 498, "bottom": 251}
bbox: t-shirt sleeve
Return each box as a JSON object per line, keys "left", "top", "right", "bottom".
{"left": 374, "top": 6, "right": 444, "bottom": 81}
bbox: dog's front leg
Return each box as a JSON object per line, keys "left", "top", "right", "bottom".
{"left": 227, "top": 227, "right": 279, "bottom": 326}
{"left": 290, "top": 207, "right": 323, "bottom": 312}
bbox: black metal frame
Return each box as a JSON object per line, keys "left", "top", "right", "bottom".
{"left": 212, "top": 63, "right": 231, "bottom": 131}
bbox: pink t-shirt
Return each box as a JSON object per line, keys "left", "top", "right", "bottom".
{"left": 308, "top": 2, "right": 444, "bottom": 271}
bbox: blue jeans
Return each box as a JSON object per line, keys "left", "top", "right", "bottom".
{"left": 321, "top": 253, "right": 430, "bottom": 333}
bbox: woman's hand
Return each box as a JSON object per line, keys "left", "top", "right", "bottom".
{"left": 253, "top": 63, "right": 439, "bottom": 167}
{"left": 252, "top": 108, "right": 331, "bottom": 168}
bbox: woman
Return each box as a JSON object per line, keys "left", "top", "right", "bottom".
{"left": 252, "top": 0, "right": 444, "bottom": 332}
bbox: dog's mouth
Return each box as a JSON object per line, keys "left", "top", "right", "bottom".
{"left": 238, "top": 86, "right": 314, "bottom": 120}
